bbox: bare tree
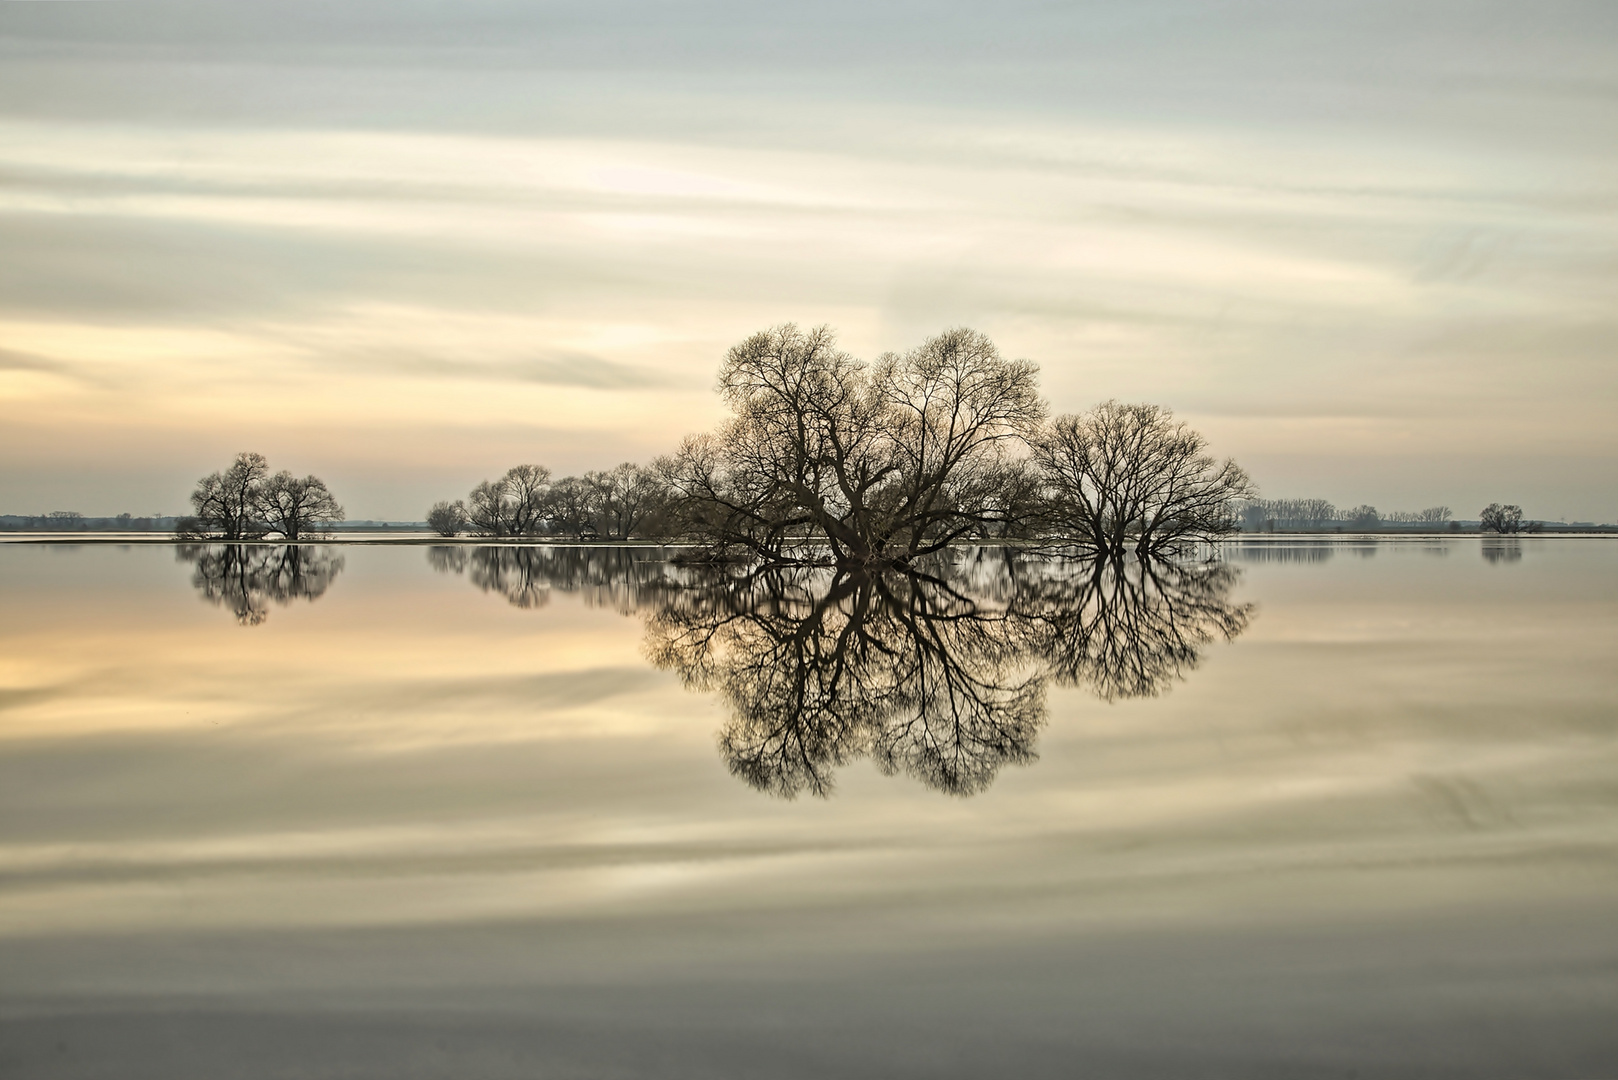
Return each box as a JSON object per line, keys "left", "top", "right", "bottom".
{"left": 466, "top": 464, "right": 551, "bottom": 537}
{"left": 1239, "top": 498, "right": 1335, "bottom": 531}
{"left": 1032, "top": 401, "right": 1254, "bottom": 554}
{"left": 427, "top": 499, "right": 467, "bottom": 537}
{"left": 664, "top": 324, "right": 1044, "bottom": 566}
{"left": 1342, "top": 504, "right": 1380, "bottom": 530}
{"left": 543, "top": 475, "right": 601, "bottom": 540}
{"left": 258, "top": 471, "right": 344, "bottom": 540}
{"left": 179, "top": 452, "right": 270, "bottom": 540}
{"left": 587, "top": 462, "right": 665, "bottom": 539}
{"left": 1479, "top": 503, "right": 1524, "bottom": 534}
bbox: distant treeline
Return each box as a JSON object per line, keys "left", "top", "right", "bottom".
{"left": 1237, "top": 500, "right": 1459, "bottom": 532}
{"left": 0, "top": 512, "right": 181, "bottom": 532}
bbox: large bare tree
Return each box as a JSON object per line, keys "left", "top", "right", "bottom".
{"left": 662, "top": 324, "right": 1044, "bottom": 566}
{"left": 180, "top": 452, "right": 270, "bottom": 541}
{"left": 1033, "top": 401, "right": 1253, "bottom": 554}
{"left": 258, "top": 471, "right": 344, "bottom": 540}
{"left": 1479, "top": 503, "right": 1524, "bottom": 534}
{"left": 466, "top": 464, "right": 551, "bottom": 537}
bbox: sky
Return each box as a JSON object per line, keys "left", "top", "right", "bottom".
{"left": 1, "top": 1, "right": 1615, "bottom": 522}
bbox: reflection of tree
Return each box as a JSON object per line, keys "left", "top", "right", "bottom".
{"left": 1481, "top": 537, "right": 1523, "bottom": 564}
{"left": 177, "top": 544, "right": 344, "bottom": 625}
{"left": 432, "top": 544, "right": 1254, "bottom": 797}
{"left": 427, "top": 545, "right": 682, "bottom": 613}
{"left": 1010, "top": 557, "right": 1252, "bottom": 702}
{"left": 645, "top": 563, "right": 1042, "bottom": 797}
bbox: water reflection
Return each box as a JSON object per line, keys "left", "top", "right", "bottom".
{"left": 429, "top": 545, "right": 679, "bottom": 612}
{"left": 646, "top": 562, "right": 1042, "bottom": 797}
{"left": 1014, "top": 557, "right": 1253, "bottom": 702}
{"left": 433, "top": 546, "right": 1254, "bottom": 797}
{"left": 1229, "top": 542, "right": 1336, "bottom": 564}
{"left": 1482, "top": 537, "right": 1523, "bottom": 564}
{"left": 178, "top": 544, "right": 344, "bottom": 625}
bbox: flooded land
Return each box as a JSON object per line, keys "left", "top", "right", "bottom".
{"left": 1, "top": 538, "right": 1615, "bottom": 1078}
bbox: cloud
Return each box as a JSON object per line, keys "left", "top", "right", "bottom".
{"left": 370, "top": 351, "right": 671, "bottom": 390}
{"left": 0, "top": 347, "right": 107, "bottom": 387}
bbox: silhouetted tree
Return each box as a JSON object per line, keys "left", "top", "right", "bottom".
{"left": 543, "top": 475, "right": 601, "bottom": 540}
{"left": 180, "top": 452, "right": 269, "bottom": 540}
{"left": 427, "top": 499, "right": 467, "bottom": 537}
{"left": 1033, "top": 401, "right": 1254, "bottom": 553}
{"left": 587, "top": 462, "right": 665, "bottom": 539}
{"left": 467, "top": 464, "right": 550, "bottom": 536}
{"left": 1479, "top": 503, "right": 1524, "bottom": 534}
{"left": 661, "top": 324, "right": 1044, "bottom": 566}
{"left": 258, "top": 471, "right": 344, "bottom": 539}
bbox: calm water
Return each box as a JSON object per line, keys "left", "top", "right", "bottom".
{"left": 1, "top": 538, "right": 1615, "bottom": 1078}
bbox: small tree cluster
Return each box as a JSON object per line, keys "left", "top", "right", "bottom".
{"left": 427, "top": 324, "right": 1257, "bottom": 563}
{"left": 177, "top": 452, "right": 344, "bottom": 541}
{"left": 431, "top": 462, "right": 666, "bottom": 539}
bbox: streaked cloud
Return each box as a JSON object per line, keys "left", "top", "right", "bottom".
{"left": 0, "top": 2, "right": 1614, "bottom": 519}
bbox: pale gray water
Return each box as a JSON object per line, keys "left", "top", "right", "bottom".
{"left": 1, "top": 538, "right": 1615, "bottom": 1078}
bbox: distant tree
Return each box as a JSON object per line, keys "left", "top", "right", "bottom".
{"left": 46, "top": 510, "right": 85, "bottom": 531}
{"left": 427, "top": 499, "right": 467, "bottom": 537}
{"left": 1032, "top": 401, "right": 1255, "bottom": 554}
{"left": 466, "top": 464, "right": 551, "bottom": 537}
{"left": 1417, "top": 506, "right": 1452, "bottom": 524}
{"left": 587, "top": 462, "right": 665, "bottom": 540}
{"left": 1343, "top": 505, "right": 1380, "bottom": 530}
{"left": 258, "top": 471, "right": 344, "bottom": 540}
{"left": 1239, "top": 498, "right": 1335, "bottom": 532}
{"left": 180, "top": 452, "right": 269, "bottom": 540}
{"left": 1480, "top": 503, "right": 1524, "bottom": 534}
{"left": 544, "top": 475, "right": 601, "bottom": 540}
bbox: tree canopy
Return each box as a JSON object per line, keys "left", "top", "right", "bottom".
{"left": 179, "top": 453, "right": 344, "bottom": 541}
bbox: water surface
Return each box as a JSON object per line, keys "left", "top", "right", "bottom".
{"left": 2, "top": 538, "right": 1615, "bottom": 1078}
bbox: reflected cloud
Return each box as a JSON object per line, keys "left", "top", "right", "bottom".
{"left": 431, "top": 546, "right": 1253, "bottom": 797}
{"left": 178, "top": 544, "right": 344, "bottom": 625}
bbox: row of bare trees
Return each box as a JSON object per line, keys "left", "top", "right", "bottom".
{"left": 429, "top": 324, "right": 1256, "bottom": 564}
{"left": 428, "top": 461, "right": 666, "bottom": 540}
{"left": 1237, "top": 499, "right": 1454, "bottom": 531}
{"left": 178, "top": 452, "right": 344, "bottom": 541}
